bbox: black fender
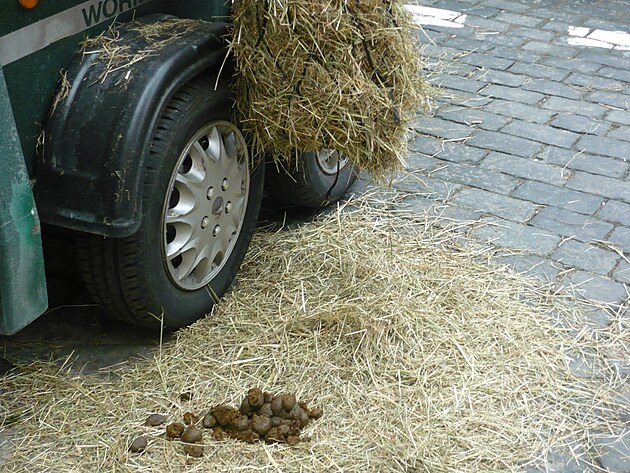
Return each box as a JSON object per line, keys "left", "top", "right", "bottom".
{"left": 35, "top": 16, "right": 232, "bottom": 238}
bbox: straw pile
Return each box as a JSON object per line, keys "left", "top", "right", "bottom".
{"left": 1, "top": 201, "right": 628, "bottom": 472}
{"left": 231, "top": 0, "right": 430, "bottom": 176}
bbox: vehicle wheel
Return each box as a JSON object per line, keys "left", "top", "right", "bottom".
{"left": 77, "top": 74, "right": 263, "bottom": 329}
{"left": 265, "top": 149, "right": 357, "bottom": 208}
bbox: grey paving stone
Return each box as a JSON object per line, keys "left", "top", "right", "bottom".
{"left": 394, "top": 174, "right": 461, "bottom": 201}
{"left": 479, "top": 84, "right": 544, "bottom": 105}
{"left": 607, "top": 125, "right": 630, "bottom": 142}
{"left": 508, "top": 62, "right": 569, "bottom": 82}
{"left": 431, "top": 162, "right": 520, "bottom": 194}
{"left": 472, "top": 69, "right": 527, "bottom": 87}
{"left": 433, "top": 202, "right": 482, "bottom": 223}
{"left": 510, "top": 27, "right": 556, "bottom": 43}
{"left": 404, "top": 153, "right": 443, "bottom": 172}
{"left": 484, "top": 99, "right": 556, "bottom": 124}
{"left": 560, "top": 270, "right": 628, "bottom": 305}
{"left": 466, "top": 130, "right": 542, "bottom": 157}
{"left": 459, "top": 52, "right": 515, "bottom": 71}
{"left": 428, "top": 0, "right": 473, "bottom": 10}
{"left": 522, "top": 41, "right": 579, "bottom": 58}
{"left": 576, "top": 50, "right": 630, "bottom": 70}
{"left": 511, "top": 181, "right": 604, "bottom": 215}
{"left": 420, "top": 44, "right": 461, "bottom": 61}
{"left": 531, "top": 205, "right": 614, "bottom": 240}
{"left": 606, "top": 110, "right": 630, "bottom": 126}
{"left": 522, "top": 79, "right": 583, "bottom": 100}
{"left": 449, "top": 188, "right": 538, "bottom": 221}
{"left": 540, "top": 56, "right": 601, "bottom": 74}
{"left": 529, "top": 8, "right": 583, "bottom": 24}
{"left": 489, "top": 46, "right": 542, "bottom": 64}
{"left": 471, "top": 217, "right": 561, "bottom": 256}
{"left": 481, "top": 152, "right": 569, "bottom": 185}
{"left": 540, "top": 96, "right": 608, "bottom": 118}
{"left": 575, "top": 135, "right": 630, "bottom": 161}
{"left": 496, "top": 254, "right": 561, "bottom": 281}
{"left": 551, "top": 240, "right": 619, "bottom": 275}
{"left": 608, "top": 226, "right": 630, "bottom": 254}
{"left": 409, "top": 136, "right": 488, "bottom": 164}
{"left": 495, "top": 11, "right": 543, "bottom": 27}
{"left": 501, "top": 120, "right": 580, "bottom": 148}
{"left": 465, "top": 6, "right": 501, "bottom": 19}
{"left": 480, "top": 34, "right": 526, "bottom": 49}
{"left": 465, "top": 15, "right": 512, "bottom": 32}
{"left": 568, "top": 171, "right": 630, "bottom": 204}
{"left": 564, "top": 72, "right": 624, "bottom": 91}
{"left": 541, "top": 20, "right": 573, "bottom": 33}
{"left": 431, "top": 202, "right": 485, "bottom": 223}
{"left": 416, "top": 30, "right": 450, "bottom": 45}
{"left": 537, "top": 146, "right": 629, "bottom": 179}
{"left": 483, "top": 0, "right": 530, "bottom": 13}
{"left": 412, "top": 116, "right": 474, "bottom": 141}
{"left": 550, "top": 114, "right": 610, "bottom": 136}
{"left": 593, "top": 433, "right": 630, "bottom": 473}
{"left": 524, "top": 448, "right": 594, "bottom": 473}
{"left": 436, "top": 107, "right": 511, "bottom": 131}
{"left": 440, "top": 36, "right": 495, "bottom": 53}
{"left": 598, "top": 200, "right": 630, "bottom": 226}
{"left": 434, "top": 90, "right": 494, "bottom": 109}
{"left": 418, "top": 23, "right": 476, "bottom": 36}
{"left": 402, "top": 194, "right": 435, "bottom": 214}
{"left": 613, "top": 260, "right": 630, "bottom": 284}
{"left": 429, "top": 74, "right": 486, "bottom": 94}
{"left": 585, "top": 90, "right": 630, "bottom": 109}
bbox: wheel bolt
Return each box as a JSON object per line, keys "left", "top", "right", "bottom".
{"left": 207, "top": 187, "right": 214, "bottom": 199}
{"left": 213, "top": 225, "right": 221, "bottom": 237}
{"left": 222, "top": 179, "right": 229, "bottom": 191}
{"left": 225, "top": 202, "right": 233, "bottom": 214}
{"left": 201, "top": 217, "right": 210, "bottom": 229}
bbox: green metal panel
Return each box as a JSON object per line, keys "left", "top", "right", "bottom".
{"left": 0, "top": 66, "right": 48, "bottom": 335}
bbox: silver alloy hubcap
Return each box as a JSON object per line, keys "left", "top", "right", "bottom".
{"left": 162, "top": 121, "right": 250, "bottom": 290}
{"left": 315, "top": 149, "right": 349, "bottom": 175}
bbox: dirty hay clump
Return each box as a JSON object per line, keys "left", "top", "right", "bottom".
{"left": 231, "top": 0, "right": 429, "bottom": 176}
{"left": 0, "top": 205, "right": 628, "bottom": 472}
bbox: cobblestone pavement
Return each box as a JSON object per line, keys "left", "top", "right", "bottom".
{"left": 391, "top": 0, "right": 630, "bottom": 471}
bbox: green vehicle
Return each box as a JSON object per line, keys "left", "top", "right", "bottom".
{"left": 0, "top": 0, "right": 357, "bottom": 335}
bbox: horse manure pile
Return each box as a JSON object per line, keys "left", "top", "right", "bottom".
{"left": 128, "top": 388, "right": 322, "bottom": 458}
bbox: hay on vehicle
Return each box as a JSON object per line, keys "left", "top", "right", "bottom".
{"left": 231, "top": 0, "right": 431, "bottom": 178}
{"left": 0, "top": 198, "right": 628, "bottom": 472}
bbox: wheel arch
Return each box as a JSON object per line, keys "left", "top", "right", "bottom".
{"left": 35, "top": 16, "right": 232, "bottom": 238}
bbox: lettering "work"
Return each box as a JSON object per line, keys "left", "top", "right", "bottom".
{"left": 82, "top": 0, "right": 150, "bottom": 27}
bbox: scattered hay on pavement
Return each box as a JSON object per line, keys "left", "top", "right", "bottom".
{"left": 0, "top": 201, "right": 628, "bottom": 472}
{"left": 231, "top": 0, "right": 431, "bottom": 177}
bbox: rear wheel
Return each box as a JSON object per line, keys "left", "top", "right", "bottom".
{"left": 77, "top": 75, "right": 263, "bottom": 328}
{"left": 265, "top": 149, "right": 357, "bottom": 209}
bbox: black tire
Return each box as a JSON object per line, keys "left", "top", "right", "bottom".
{"left": 77, "top": 74, "right": 264, "bottom": 329}
{"left": 264, "top": 150, "right": 357, "bottom": 209}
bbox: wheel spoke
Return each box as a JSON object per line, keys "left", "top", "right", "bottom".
{"left": 166, "top": 226, "right": 196, "bottom": 260}
{"left": 223, "top": 131, "right": 238, "bottom": 160}
{"left": 175, "top": 247, "right": 199, "bottom": 281}
{"left": 206, "top": 127, "right": 224, "bottom": 163}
